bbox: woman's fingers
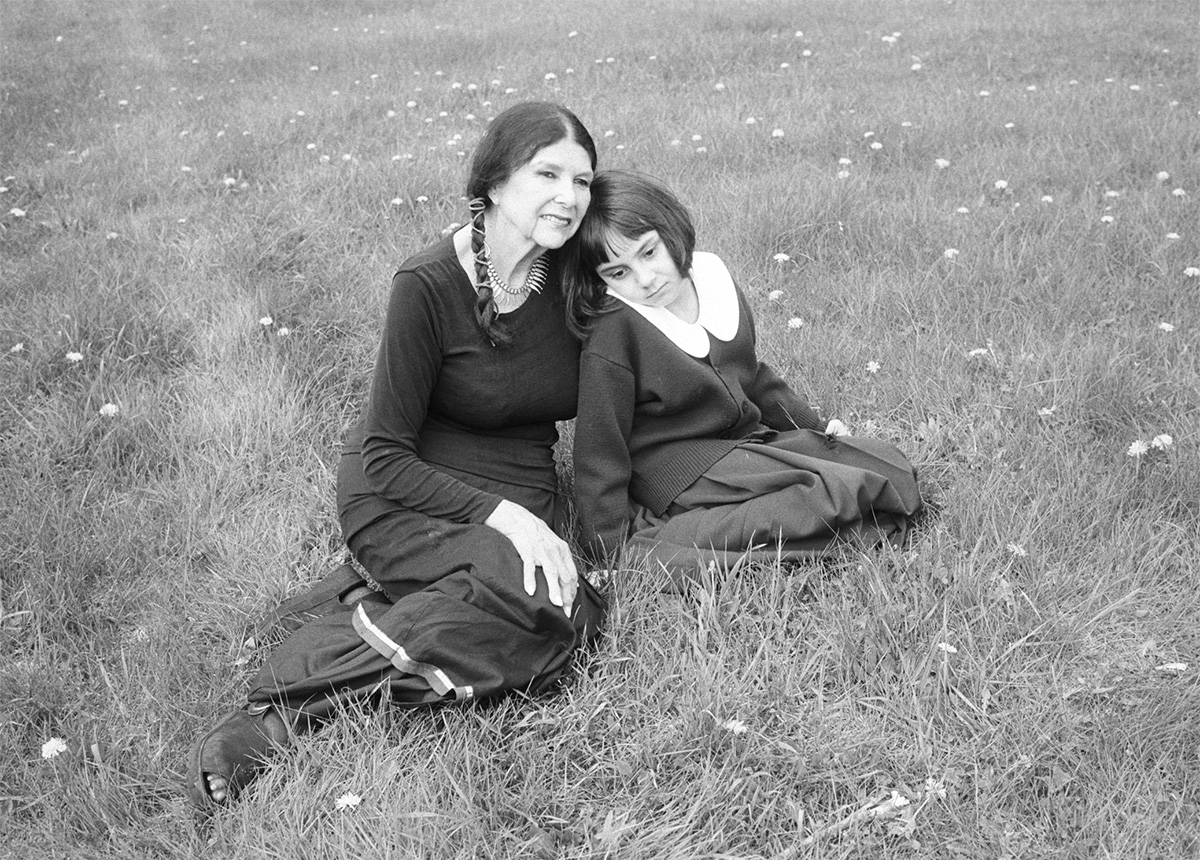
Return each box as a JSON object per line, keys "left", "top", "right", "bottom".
{"left": 485, "top": 499, "right": 578, "bottom": 617}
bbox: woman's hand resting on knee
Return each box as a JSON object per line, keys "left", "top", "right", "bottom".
{"left": 485, "top": 499, "right": 577, "bottom": 617}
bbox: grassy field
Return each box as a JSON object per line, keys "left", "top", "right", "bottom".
{"left": 2, "top": 0, "right": 1198, "bottom": 857}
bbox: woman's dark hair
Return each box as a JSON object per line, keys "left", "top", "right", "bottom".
{"left": 465, "top": 102, "right": 597, "bottom": 347}
{"left": 563, "top": 169, "right": 697, "bottom": 339}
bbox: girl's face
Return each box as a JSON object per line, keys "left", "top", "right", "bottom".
{"left": 595, "top": 229, "right": 692, "bottom": 315}
{"left": 487, "top": 139, "right": 594, "bottom": 251}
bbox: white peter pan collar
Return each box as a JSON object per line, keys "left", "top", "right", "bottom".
{"left": 605, "top": 252, "right": 740, "bottom": 357}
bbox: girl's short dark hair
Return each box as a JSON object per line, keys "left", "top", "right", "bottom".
{"left": 563, "top": 170, "right": 697, "bottom": 338}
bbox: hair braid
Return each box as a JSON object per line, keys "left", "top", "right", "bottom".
{"left": 468, "top": 197, "right": 511, "bottom": 347}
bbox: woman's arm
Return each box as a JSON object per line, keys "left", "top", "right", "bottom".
{"left": 573, "top": 351, "right": 638, "bottom": 563}
{"left": 360, "top": 270, "right": 502, "bottom": 523}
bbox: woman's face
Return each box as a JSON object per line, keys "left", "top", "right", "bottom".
{"left": 488, "top": 139, "right": 594, "bottom": 251}
{"left": 595, "top": 229, "right": 692, "bottom": 315}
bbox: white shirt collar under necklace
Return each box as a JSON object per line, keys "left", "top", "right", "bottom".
{"left": 605, "top": 252, "right": 740, "bottom": 358}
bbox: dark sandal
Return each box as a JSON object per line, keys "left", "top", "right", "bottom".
{"left": 186, "top": 706, "right": 284, "bottom": 810}
{"left": 255, "top": 563, "right": 386, "bottom": 636}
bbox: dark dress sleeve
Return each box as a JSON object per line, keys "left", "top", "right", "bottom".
{"left": 360, "top": 270, "right": 502, "bottom": 523}
{"left": 573, "top": 350, "right": 638, "bottom": 562}
{"left": 738, "top": 287, "right": 825, "bottom": 433}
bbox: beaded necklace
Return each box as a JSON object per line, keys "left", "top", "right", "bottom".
{"left": 485, "top": 244, "right": 548, "bottom": 296}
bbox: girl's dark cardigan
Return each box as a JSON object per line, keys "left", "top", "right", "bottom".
{"left": 573, "top": 256, "right": 824, "bottom": 561}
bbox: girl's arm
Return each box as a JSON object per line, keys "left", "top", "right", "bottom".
{"left": 573, "top": 351, "right": 638, "bottom": 563}
{"left": 360, "top": 271, "right": 503, "bottom": 523}
{"left": 739, "top": 288, "right": 825, "bottom": 432}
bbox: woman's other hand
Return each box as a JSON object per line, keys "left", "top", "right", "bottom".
{"left": 485, "top": 499, "right": 577, "bottom": 616}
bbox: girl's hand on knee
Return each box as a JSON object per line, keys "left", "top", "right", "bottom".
{"left": 485, "top": 500, "right": 577, "bottom": 617}
{"left": 825, "top": 418, "right": 851, "bottom": 438}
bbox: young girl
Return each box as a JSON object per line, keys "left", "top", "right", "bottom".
{"left": 564, "top": 170, "right": 922, "bottom": 577}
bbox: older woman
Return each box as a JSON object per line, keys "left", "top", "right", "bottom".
{"left": 188, "top": 102, "right": 604, "bottom": 808}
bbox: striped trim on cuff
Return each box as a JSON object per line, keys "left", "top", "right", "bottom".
{"left": 351, "top": 604, "right": 475, "bottom": 703}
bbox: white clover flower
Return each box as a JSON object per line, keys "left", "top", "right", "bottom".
{"left": 1130, "top": 84, "right": 1142, "bottom": 92}
{"left": 721, "top": 718, "right": 749, "bottom": 734}
{"left": 863, "top": 131, "right": 875, "bottom": 138}
{"left": 42, "top": 738, "right": 68, "bottom": 759}
{"left": 416, "top": 195, "right": 428, "bottom": 203}
{"left": 978, "top": 90, "right": 990, "bottom": 97}
{"left": 568, "top": 30, "right": 577, "bottom": 37}
{"left": 713, "top": 82, "right": 725, "bottom": 91}
{"left": 870, "top": 141, "right": 883, "bottom": 150}
{"left": 1165, "top": 233, "right": 1179, "bottom": 240}
{"left": 319, "top": 155, "right": 330, "bottom": 163}
{"left": 910, "top": 63, "right": 922, "bottom": 71}
{"left": 259, "top": 316, "right": 273, "bottom": 327}
{"left": 967, "top": 347, "right": 989, "bottom": 357}
{"left": 936, "top": 642, "right": 957, "bottom": 654}
{"left": 1127, "top": 439, "right": 1149, "bottom": 457}
{"left": 1150, "top": 434, "right": 1173, "bottom": 450}
{"left": 1156, "top": 662, "right": 1188, "bottom": 674}
{"left": 866, "top": 360, "right": 881, "bottom": 374}
{"left": 1172, "top": 188, "right": 1187, "bottom": 197}
{"left": 744, "top": 117, "right": 756, "bottom": 125}
{"left": 1041, "top": 195, "right": 1054, "bottom": 203}
{"left": 934, "top": 158, "right": 950, "bottom": 169}
{"left": 99, "top": 403, "right": 119, "bottom": 417}
{"left": 801, "top": 49, "right": 812, "bottom": 57}
{"left": 691, "top": 135, "right": 702, "bottom": 142}
{"left": 956, "top": 206, "right": 970, "bottom": 214}
{"left": 1104, "top": 190, "right": 1121, "bottom": 198}
{"left": 1004, "top": 122, "right": 1015, "bottom": 129}
{"left": 1100, "top": 215, "right": 1114, "bottom": 224}
{"left": 277, "top": 327, "right": 290, "bottom": 337}
{"left": 786, "top": 317, "right": 804, "bottom": 329}
{"left": 695, "top": 146, "right": 707, "bottom": 153}
{"left": 1037, "top": 406, "right": 1056, "bottom": 418}
{"left": 669, "top": 139, "right": 681, "bottom": 147}
{"left": 768, "top": 290, "right": 784, "bottom": 300}
{"left": 9, "top": 207, "right": 26, "bottom": 218}
{"left": 9, "top": 341, "right": 24, "bottom": 353}
{"left": 773, "top": 252, "right": 790, "bottom": 262}
{"left": 65, "top": 351, "right": 83, "bottom": 362}
{"left": 838, "top": 157, "right": 852, "bottom": 165}
{"left": 1156, "top": 171, "right": 1170, "bottom": 182}
{"left": 1184, "top": 267, "right": 1199, "bottom": 277}
{"left": 390, "top": 197, "right": 403, "bottom": 206}
{"left": 335, "top": 792, "right": 362, "bottom": 810}
{"left": 994, "top": 179, "right": 1008, "bottom": 190}
{"left": 771, "top": 128, "right": 785, "bottom": 138}
{"left": 544, "top": 73, "right": 557, "bottom": 81}
{"left": 1006, "top": 542, "right": 1027, "bottom": 558}
{"left": 1158, "top": 322, "right": 1175, "bottom": 332}
{"left": 943, "top": 248, "right": 959, "bottom": 260}
{"left": 837, "top": 170, "right": 850, "bottom": 180}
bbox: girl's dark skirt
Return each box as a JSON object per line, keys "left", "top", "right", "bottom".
{"left": 245, "top": 449, "right": 604, "bottom": 722}
{"left": 624, "top": 429, "right": 922, "bottom": 583}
